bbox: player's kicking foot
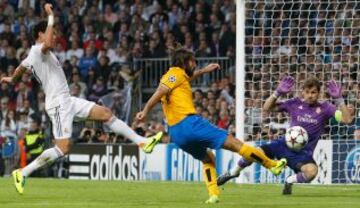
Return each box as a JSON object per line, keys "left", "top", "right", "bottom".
{"left": 142, "top": 131, "right": 163, "bottom": 153}
{"left": 217, "top": 171, "right": 239, "bottom": 186}
{"left": 282, "top": 182, "right": 293, "bottom": 195}
{"left": 270, "top": 158, "right": 287, "bottom": 176}
{"left": 205, "top": 195, "right": 219, "bottom": 204}
{"left": 12, "top": 169, "right": 25, "bottom": 195}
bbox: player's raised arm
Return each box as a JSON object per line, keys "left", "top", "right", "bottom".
{"left": 1, "top": 65, "right": 27, "bottom": 84}
{"left": 263, "top": 76, "right": 295, "bottom": 112}
{"left": 41, "top": 3, "right": 54, "bottom": 54}
{"left": 136, "top": 84, "right": 170, "bottom": 121}
{"left": 190, "top": 63, "right": 220, "bottom": 81}
{"left": 326, "top": 80, "right": 353, "bottom": 124}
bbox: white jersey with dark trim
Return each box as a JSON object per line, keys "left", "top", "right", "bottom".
{"left": 21, "top": 43, "right": 70, "bottom": 109}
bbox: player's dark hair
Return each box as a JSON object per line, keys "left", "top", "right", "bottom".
{"left": 32, "top": 21, "right": 48, "bottom": 40}
{"left": 302, "top": 77, "right": 322, "bottom": 91}
{"left": 169, "top": 42, "right": 195, "bottom": 69}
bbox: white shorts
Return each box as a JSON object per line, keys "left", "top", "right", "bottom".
{"left": 46, "top": 96, "right": 96, "bottom": 139}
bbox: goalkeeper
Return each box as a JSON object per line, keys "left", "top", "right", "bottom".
{"left": 217, "top": 76, "right": 353, "bottom": 195}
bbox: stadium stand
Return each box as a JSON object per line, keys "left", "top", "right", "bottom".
{"left": 0, "top": 0, "right": 236, "bottom": 173}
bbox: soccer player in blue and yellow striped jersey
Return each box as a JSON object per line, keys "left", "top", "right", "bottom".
{"left": 136, "top": 46, "right": 287, "bottom": 204}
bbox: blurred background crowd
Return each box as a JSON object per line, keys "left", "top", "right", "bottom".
{"left": 0, "top": 0, "right": 236, "bottom": 139}
{"left": 0, "top": 0, "right": 236, "bottom": 175}
{"left": 0, "top": 0, "right": 360, "bottom": 176}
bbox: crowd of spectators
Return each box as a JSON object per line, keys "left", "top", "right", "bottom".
{"left": 1, "top": 0, "right": 358, "bottom": 147}
{"left": 244, "top": 1, "right": 360, "bottom": 140}
{"left": 0, "top": 0, "right": 236, "bottom": 145}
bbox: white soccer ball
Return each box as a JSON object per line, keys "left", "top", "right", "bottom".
{"left": 285, "top": 126, "right": 308, "bottom": 151}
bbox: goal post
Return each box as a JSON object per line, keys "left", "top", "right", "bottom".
{"left": 236, "top": 0, "right": 246, "bottom": 140}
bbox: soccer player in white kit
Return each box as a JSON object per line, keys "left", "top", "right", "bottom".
{"left": 2, "top": 4, "right": 163, "bottom": 194}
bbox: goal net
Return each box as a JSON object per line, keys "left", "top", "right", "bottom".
{"left": 235, "top": 0, "right": 360, "bottom": 184}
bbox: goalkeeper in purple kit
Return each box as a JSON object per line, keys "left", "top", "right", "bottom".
{"left": 217, "top": 76, "right": 353, "bottom": 195}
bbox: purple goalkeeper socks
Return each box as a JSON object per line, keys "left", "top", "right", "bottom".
{"left": 230, "top": 158, "right": 253, "bottom": 176}
{"left": 296, "top": 172, "right": 307, "bottom": 183}
{"left": 237, "top": 158, "right": 252, "bottom": 168}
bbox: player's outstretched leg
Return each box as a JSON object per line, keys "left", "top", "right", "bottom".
{"left": 13, "top": 142, "right": 66, "bottom": 194}
{"left": 222, "top": 134, "right": 287, "bottom": 175}
{"left": 104, "top": 116, "right": 163, "bottom": 153}
{"left": 217, "top": 158, "right": 252, "bottom": 186}
{"left": 89, "top": 105, "right": 163, "bottom": 153}
{"left": 283, "top": 163, "right": 317, "bottom": 195}
{"left": 202, "top": 151, "right": 220, "bottom": 204}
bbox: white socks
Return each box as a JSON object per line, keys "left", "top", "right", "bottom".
{"left": 104, "top": 116, "right": 146, "bottom": 144}
{"left": 22, "top": 146, "right": 64, "bottom": 177}
{"left": 230, "top": 166, "right": 242, "bottom": 176}
{"left": 286, "top": 174, "right": 297, "bottom": 183}
{"left": 286, "top": 172, "right": 308, "bottom": 184}
{"left": 230, "top": 158, "right": 252, "bottom": 176}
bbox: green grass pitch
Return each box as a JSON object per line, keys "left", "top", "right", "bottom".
{"left": 0, "top": 178, "right": 359, "bottom": 208}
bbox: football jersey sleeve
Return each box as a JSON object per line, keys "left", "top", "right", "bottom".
{"left": 160, "top": 70, "right": 186, "bottom": 90}
{"left": 20, "top": 54, "right": 33, "bottom": 70}
{"left": 31, "top": 44, "right": 43, "bottom": 54}
{"left": 21, "top": 44, "right": 43, "bottom": 70}
{"left": 324, "top": 101, "right": 337, "bottom": 118}
{"left": 277, "top": 98, "right": 297, "bottom": 112}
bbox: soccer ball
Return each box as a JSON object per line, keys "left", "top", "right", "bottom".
{"left": 285, "top": 126, "right": 308, "bottom": 151}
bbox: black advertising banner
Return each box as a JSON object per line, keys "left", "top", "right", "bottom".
{"left": 68, "top": 144, "right": 140, "bottom": 180}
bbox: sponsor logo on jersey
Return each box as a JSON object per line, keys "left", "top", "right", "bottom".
{"left": 297, "top": 114, "right": 318, "bottom": 124}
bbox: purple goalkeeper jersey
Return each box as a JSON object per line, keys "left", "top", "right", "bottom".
{"left": 277, "top": 97, "right": 336, "bottom": 152}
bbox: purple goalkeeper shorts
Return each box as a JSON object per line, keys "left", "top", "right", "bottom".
{"left": 260, "top": 137, "right": 316, "bottom": 173}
